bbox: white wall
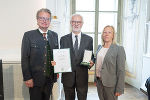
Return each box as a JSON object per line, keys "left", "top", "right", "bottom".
{"left": 141, "top": 0, "right": 150, "bottom": 91}
{"left": 0, "top": 0, "right": 46, "bottom": 61}
{"left": 46, "top": 0, "right": 71, "bottom": 38}
{"left": 141, "top": 56, "right": 150, "bottom": 91}
{"left": 122, "top": 0, "right": 147, "bottom": 89}
{"left": 0, "top": 0, "right": 71, "bottom": 62}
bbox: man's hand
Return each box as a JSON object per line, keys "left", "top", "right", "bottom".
{"left": 115, "top": 92, "right": 121, "bottom": 96}
{"left": 25, "top": 79, "right": 34, "bottom": 88}
{"left": 94, "top": 82, "right": 97, "bottom": 86}
{"left": 89, "top": 60, "right": 94, "bottom": 67}
{"left": 51, "top": 61, "right": 56, "bottom": 66}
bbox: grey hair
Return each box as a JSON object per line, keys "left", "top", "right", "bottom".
{"left": 70, "top": 14, "right": 84, "bottom": 23}
{"left": 36, "top": 8, "right": 51, "bottom": 20}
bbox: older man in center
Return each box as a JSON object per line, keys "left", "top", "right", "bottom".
{"left": 60, "top": 14, "right": 94, "bottom": 100}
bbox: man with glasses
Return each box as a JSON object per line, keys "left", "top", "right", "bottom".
{"left": 21, "top": 8, "right": 58, "bottom": 100}
{"left": 60, "top": 14, "right": 94, "bottom": 100}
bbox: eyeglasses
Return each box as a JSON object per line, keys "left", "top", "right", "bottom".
{"left": 38, "top": 17, "right": 51, "bottom": 21}
{"left": 71, "top": 21, "right": 82, "bottom": 24}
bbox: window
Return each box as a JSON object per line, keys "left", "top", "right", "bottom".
{"left": 73, "top": 0, "right": 119, "bottom": 51}
{"left": 145, "top": 22, "right": 150, "bottom": 56}
{"left": 144, "top": 0, "right": 150, "bottom": 56}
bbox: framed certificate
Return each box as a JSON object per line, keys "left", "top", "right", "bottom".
{"left": 53, "top": 48, "right": 72, "bottom": 73}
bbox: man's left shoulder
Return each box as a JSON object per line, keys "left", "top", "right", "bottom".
{"left": 82, "top": 33, "right": 93, "bottom": 40}
{"left": 48, "top": 30, "right": 58, "bottom": 36}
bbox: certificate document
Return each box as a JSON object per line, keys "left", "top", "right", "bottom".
{"left": 53, "top": 48, "right": 72, "bottom": 73}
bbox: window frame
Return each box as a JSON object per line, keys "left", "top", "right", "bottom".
{"left": 71, "top": 0, "right": 123, "bottom": 53}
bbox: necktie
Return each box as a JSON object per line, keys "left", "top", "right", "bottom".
{"left": 43, "top": 33, "right": 47, "bottom": 40}
{"left": 74, "top": 35, "right": 78, "bottom": 56}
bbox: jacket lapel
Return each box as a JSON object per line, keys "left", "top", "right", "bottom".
{"left": 103, "top": 44, "right": 115, "bottom": 62}
{"left": 68, "top": 33, "right": 74, "bottom": 54}
{"left": 78, "top": 33, "right": 84, "bottom": 56}
{"left": 47, "top": 31, "right": 54, "bottom": 49}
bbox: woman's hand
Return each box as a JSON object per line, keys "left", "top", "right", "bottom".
{"left": 115, "top": 92, "right": 121, "bottom": 96}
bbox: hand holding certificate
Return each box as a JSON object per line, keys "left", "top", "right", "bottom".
{"left": 53, "top": 48, "right": 72, "bottom": 73}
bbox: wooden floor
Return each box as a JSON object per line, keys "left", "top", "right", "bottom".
{"left": 87, "top": 83, "right": 147, "bottom": 100}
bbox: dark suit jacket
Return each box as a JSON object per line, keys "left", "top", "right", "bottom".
{"left": 95, "top": 44, "right": 126, "bottom": 94}
{"left": 21, "top": 29, "right": 58, "bottom": 87}
{"left": 60, "top": 33, "right": 93, "bottom": 87}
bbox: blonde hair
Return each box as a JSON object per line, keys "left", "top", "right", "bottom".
{"left": 101, "top": 25, "right": 116, "bottom": 45}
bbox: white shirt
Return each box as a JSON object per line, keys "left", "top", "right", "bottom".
{"left": 38, "top": 28, "right": 48, "bottom": 39}
{"left": 96, "top": 47, "right": 109, "bottom": 77}
{"left": 72, "top": 32, "right": 81, "bottom": 49}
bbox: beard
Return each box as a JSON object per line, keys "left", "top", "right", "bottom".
{"left": 72, "top": 27, "right": 81, "bottom": 32}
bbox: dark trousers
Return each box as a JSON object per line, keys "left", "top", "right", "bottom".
{"left": 63, "top": 69, "right": 88, "bottom": 100}
{"left": 145, "top": 77, "right": 150, "bottom": 100}
{"left": 29, "top": 78, "right": 53, "bottom": 100}
{"left": 96, "top": 78, "right": 118, "bottom": 100}
{"left": 148, "top": 87, "right": 150, "bottom": 100}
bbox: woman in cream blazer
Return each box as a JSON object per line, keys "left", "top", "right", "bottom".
{"left": 95, "top": 25, "right": 126, "bottom": 100}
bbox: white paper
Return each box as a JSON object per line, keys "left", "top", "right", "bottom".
{"left": 82, "top": 50, "right": 92, "bottom": 63}
{"left": 53, "top": 48, "right": 72, "bottom": 73}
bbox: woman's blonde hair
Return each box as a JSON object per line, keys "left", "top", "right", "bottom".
{"left": 101, "top": 25, "right": 117, "bottom": 45}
